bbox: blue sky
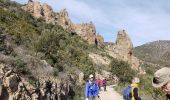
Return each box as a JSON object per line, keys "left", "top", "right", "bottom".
{"left": 12, "top": 0, "right": 170, "bottom": 46}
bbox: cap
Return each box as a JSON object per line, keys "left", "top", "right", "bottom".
{"left": 152, "top": 67, "right": 170, "bottom": 88}
{"left": 89, "top": 74, "right": 94, "bottom": 78}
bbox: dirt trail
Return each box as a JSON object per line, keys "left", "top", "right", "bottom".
{"left": 99, "top": 85, "right": 123, "bottom": 100}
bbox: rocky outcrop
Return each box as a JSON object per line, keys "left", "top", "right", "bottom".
{"left": 0, "top": 64, "right": 76, "bottom": 100}
{"left": 42, "top": 3, "right": 55, "bottom": 24}
{"left": 89, "top": 53, "right": 111, "bottom": 67}
{"left": 106, "top": 30, "right": 144, "bottom": 72}
{"left": 22, "top": 0, "right": 104, "bottom": 45}
{"left": 72, "top": 22, "right": 96, "bottom": 44}
{"left": 56, "top": 9, "right": 73, "bottom": 30}
{"left": 114, "top": 30, "right": 133, "bottom": 64}
{"left": 96, "top": 34, "right": 104, "bottom": 47}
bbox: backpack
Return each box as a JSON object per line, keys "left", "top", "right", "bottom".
{"left": 123, "top": 86, "right": 132, "bottom": 100}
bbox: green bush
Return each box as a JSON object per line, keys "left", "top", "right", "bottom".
{"left": 15, "top": 59, "right": 30, "bottom": 74}
{"left": 32, "top": 23, "right": 95, "bottom": 77}
{"left": 0, "top": 8, "right": 39, "bottom": 45}
{"left": 28, "top": 79, "right": 35, "bottom": 86}
{"left": 73, "top": 85, "right": 84, "bottom": 100}
{"left": 53, "top": 67, "right": 59, "bottom": 76}
{"left": 139, "top": 75, "right": 166, "bottom": 100}
{"left": 110, "top": 58, "right": 136, "bottom": 83}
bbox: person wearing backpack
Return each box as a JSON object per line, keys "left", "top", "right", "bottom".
{"left": 85, "top": 74, "right": 99, "bottom": 100}
{"left": 131, "top": 77, "right": 141, "bottom": 100}
{"left": 123, "top": 77, "right": 141, "bottom": 100}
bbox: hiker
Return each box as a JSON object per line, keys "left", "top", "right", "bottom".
{"left": 131, "top": 77, "right": 141, "bottom": 100}
{"left": 152, "top": 67, "right": 170, "bottom": 100}
{"left": 102, "top": 78, "right": 107, "bottom": 91}
{"left": 123, "top": 77, "right": 141, "bottom": 100}
{"left": 96, "top": 77, "right": 101, "bottom": 91}
{"left": 85, "top": 74, "right": 99, "bottom": 100}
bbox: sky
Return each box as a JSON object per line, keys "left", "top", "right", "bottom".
{"left": 12, "top": 0, "right": 170, "bottom": 46}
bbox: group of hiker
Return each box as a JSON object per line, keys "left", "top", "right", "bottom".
{"left": 96, "top": 77, "right": 107, "bottom": 91}
{"left": 85, "top": 67, "right": 170, "bottom": 100}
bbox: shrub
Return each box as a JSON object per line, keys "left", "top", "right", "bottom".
{"left": 53, "top": 67, "right": 59, "bottom": 76}
{"left": 139, "top": 75, "right": 166, "bottom": 100}
{"left": 14, "top": 59, "right": 30, "bottom": 75}
{"left": 110, "top": 58, "right": 136, "bottom": 83}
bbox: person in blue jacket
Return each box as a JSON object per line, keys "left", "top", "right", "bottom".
{"left": 85, "top": 74, "right": 99, "bottom": 100}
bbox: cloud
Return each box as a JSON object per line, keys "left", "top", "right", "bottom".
{"left": 13, "top": 0, "right": 170, "bottom": 46}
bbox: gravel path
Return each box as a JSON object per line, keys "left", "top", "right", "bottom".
{"left": 99, "top": 85, "right": 123, "bottom": 100}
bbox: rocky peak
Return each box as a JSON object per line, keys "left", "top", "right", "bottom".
{"left": 28, "top": 0, "right": 33, "bottom": 2}
{"left": 55, "top": 8, "right": 72, "bottom": 30}
{"left": 96, "top": 34, "right": 104, "bottom": 47}
{"left": 29, "top": 0, "right": 42, "bottom": 18}
{"left": 116, "top": 30, "right": 133, "bottom": 49}
{"left": 114, "top": 30, "right": 133, "bottom": 63}
{"left": 42, "top": 3, "right": 55, "bottom": 24}
{"left": 22, "top": 0, "right": 104, "bottom": 45}
{"left": 106, "top": 30, "right": 141, "bottom": 72}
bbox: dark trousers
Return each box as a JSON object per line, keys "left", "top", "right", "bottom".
{"left": 103, "top": 85, "right": 106, "bottom": 91}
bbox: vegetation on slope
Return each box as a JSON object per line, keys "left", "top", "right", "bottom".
{"left": 110, "top": 58, "right": 135, "bottom": 83}
{"left": 0, "top": 0, "right": 95, "bottom": 79}
{"left": 134, "top": 40, "right": 170, "bottom": 67}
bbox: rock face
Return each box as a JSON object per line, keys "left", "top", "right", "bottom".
{"left": 89, "top": 53, "right": 111, "bottom": 67}
{"left": 72, "top": 22, "right": 96, "bottom": 44}
{"left": 22, "top": 0, "right": 104, "bottom": 45}
{"left": 106, "top": 30, "right": 142, "bottom": 72}
{"left": 56, "top": 9, "right": 73, "bottom": 30}
{"left": 96, "top": 34, "right": 104, "bottom": 47}
{"left": 0, "top": 64, "right": 76, "bottom": 100}
{"left": 115, "top": 30, "right": 133, "bottom": 63}
{"left": 42, "top": 3, "right": 55, "bottom": 24}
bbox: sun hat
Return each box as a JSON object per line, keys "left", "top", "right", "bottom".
{"left": 152, "top": 67, "right": 170, "bottom": 88}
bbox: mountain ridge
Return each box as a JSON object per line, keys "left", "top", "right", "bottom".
{"left": 134, "top": 40, "right": 170, "bottom": 67}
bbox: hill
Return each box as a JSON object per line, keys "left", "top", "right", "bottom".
{"left": 134, "top": 40, "right": 170, "bottom": 67}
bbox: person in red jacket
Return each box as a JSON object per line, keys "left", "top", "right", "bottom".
{"left": 96, "top": 78, "right": 101, "bottom": 91}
